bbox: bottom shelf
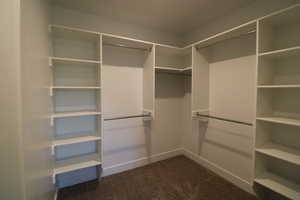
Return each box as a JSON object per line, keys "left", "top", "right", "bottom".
{"left": 255, "top": 172, "right": 300, "bottom": 200}
{"left": 54, "top": 154, "right": 101, "bottom": 177}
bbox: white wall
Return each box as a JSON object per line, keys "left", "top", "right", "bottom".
{"left": 52, "top": 6, "right": 183, "bottom": 47}
{"left": 20, "top": 0, "right": 54, "bottom": 199}
{"left": 0, "top": 0, "right": 24, "bottom": 199}
{"left": 184, "top": 0, "right": 299, "bottom": 45}
{"left": 0, "top": 0, "right": 53, "bottom": 199}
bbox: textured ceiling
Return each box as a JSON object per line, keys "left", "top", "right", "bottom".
{"left": 53, "top": 0, "right": 255, "bottom": 35}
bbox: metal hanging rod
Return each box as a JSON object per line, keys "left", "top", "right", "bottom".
{"left": 196, "top": 30, "right": 256, "bottom": 50}
{"left": 103, "top": 42, "right": 151, "bottom": 51}
{"left": 195, "top": 113, "right": 253, "bottom": 126}
{"left": 104, "top": 113, "right": 151, "bottom": 121}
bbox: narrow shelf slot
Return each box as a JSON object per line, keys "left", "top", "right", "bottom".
{"left": 256, "top": 143, "right": 300, "bottom": 166}
{"left": 257, "top": 117, "right": 300, "bottom": 127}
{"left": 255, "top": 172, "right": 300, "bottom": 200}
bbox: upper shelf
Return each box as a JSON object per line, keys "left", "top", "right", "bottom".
{"left": 156, "top": 44, "right": 192, "bottom": 56}
{"left": 155, "top": 66, "right": 192, "bottom": 74}
{"left": 102, "top": 34, "right": 153, "bottom": 51}
{"left": 258, "top": 46, "right": 300, "bottom": 59}
{"left": 259, "top": 4, "right": 300, "bottom": 28}
{"left": 50, "top": 24, "right": 100, "bottom": 41}
{"left": 190, "top": 21, "right": 256, "bottom": 49}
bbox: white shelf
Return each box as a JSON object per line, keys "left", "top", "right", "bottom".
{"left": 256, "top": 143, "right": 300, "bottom": 166}
{"left": 52, "top": 86, "right": 101, "bottom": 89}
{"left": 50, "top": 86, "right": 101, "bottom": 96}
{"left": 255, "top": 172, "right": 300, "bottom": 200}
{"left": 257, "top": 117, "right": 300, "bottom": 127}
{"left": 54, "top": 153, "right": 101, "bottom": 175}
{"left": 190, "top": 21, "right": 256, "bottom": 48}
{"left": 49, "top": 56, "right": 101, "bottom": 65}
{"left": 257, "top": 85, "right": 300, "bottom": 88}
{"left": 259, "top": 46, "right": 300, "bottom": 59}
{"left": 50, "top": 24, "right": 100, "bottom": 37}
{"left": 52, "top": 111, "right": 101, "bottom": 118}
{"left": 53, "top": 136, "right": 101, "bottom": 147}
{"left": 51, "top": 111, "right": 101, "bottom": 126}
{"left": 155, "top": 66, "right": 192, "bottom": 73}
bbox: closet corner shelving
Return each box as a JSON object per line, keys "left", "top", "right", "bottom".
{"left": 49, "top": 24, "right": 103, "bottom": 187}
{"left": 255, "top": 4, "right": 300, "bottom": 199}
{"left": 155, "top": 44, "right": 192, "bottom": 75}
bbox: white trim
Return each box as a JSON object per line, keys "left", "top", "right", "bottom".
{"left": 182, "top": 148, "right": 254, "bottom": 195}
{"left": 102, "top": 148, "right": 183, "bottom": 176}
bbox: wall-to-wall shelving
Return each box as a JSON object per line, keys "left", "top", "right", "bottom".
{"left": 47, "top": 4, "right": 300, "bottom": 197}
{"left": 49, "top": 25, "right": 103, "bottom": 187}
{"left": 255, "top": 5, "right": 300, "bottom": 199}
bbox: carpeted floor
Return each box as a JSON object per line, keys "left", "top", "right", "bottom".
{"left": 58, "top": 156, "right": 257, "bottom": 200}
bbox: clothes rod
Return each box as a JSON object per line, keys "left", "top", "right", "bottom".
{"left": 195, "top": 113, "right": 253, "bottom": 126}
{"left": 103, "top": 42, "right": 151, "bottom": 51}
{"left": 104, "top": 114, "right": 151, "bottom": 121}
{"left": 196, "top": 30, "right": 256, "bottom": 50}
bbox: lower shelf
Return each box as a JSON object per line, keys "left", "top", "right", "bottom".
{"left": 256, "top": 143, "right": 300, "bottom": 166}
{"left": 53, "top": 154, "right": 101, "bottom": 184}
{"left": 255, "top": 172, "right": 300, "bottom": 200}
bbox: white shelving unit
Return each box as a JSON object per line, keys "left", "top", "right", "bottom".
{"left": 255, "top": 5, "right": 300, "bottom": 199}
{"left": 50, "top": 24, "right": 103, "bottom": 187}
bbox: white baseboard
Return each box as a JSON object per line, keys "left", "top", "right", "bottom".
{"left": 182, "top": 148, "right": 254, "bottom": 194}
{"left": 102, "top": 148, "right": 183, "bottom": 177}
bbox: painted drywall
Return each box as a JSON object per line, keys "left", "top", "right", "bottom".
{"left": 0, "top": 0, "right": 24, "bottom": 199}
{"left": 184, "top": 0, "right": 300, "bottom": 45}
{"left": 20, "top": 0, "right": 54, "bottom": 199}
{"left": 52, "top": 6, "right": 184, "bottom": 47}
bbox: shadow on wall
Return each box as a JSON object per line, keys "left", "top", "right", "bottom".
{"left": 103, "top": 45, "right": 147, "bottom": 67}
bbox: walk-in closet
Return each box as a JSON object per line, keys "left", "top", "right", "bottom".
{"left": 1, "top": 1, "right": 300, "bottom": 200}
